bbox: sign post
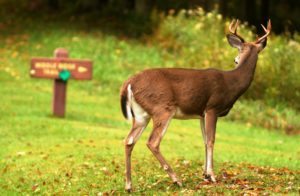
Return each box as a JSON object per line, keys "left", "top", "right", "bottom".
{"left": 30, "top": 48, "right": 93, "bottom": 117}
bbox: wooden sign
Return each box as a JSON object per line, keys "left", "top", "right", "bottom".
{"left": 30, "top": 48, "right": 93, "bottom": 117}
{"left": 30, "top": 58, "right": 92, "bottom": 80}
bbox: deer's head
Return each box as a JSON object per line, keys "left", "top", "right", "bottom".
{"left": 226, "top": 19, "right": 271, "bottom": 65}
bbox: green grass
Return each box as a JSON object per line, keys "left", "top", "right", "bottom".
{"left": 0, "top": 11, "right": 300, "bottom": 195}
{"left": 1, "top": 80, "right": 300, "bottom": 195}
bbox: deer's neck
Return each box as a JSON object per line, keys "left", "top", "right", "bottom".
{"left": 229, "top": 52, "right": 258, "bottom": 93}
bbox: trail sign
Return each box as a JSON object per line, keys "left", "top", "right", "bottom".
{"left": 30, "top": 48, "right": 93, "bottom": 117}
{"left": 30, "top": 57, "right": 92, "bottom": 80}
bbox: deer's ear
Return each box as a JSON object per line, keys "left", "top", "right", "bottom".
{"left": 255, "top": 37, "right": 267, "bottom": 52}
{"left": 226, "top": 34, "right": 243, "bottom": 50}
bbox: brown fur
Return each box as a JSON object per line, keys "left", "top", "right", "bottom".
{"left": 120, "top": 47, "right": 258, "bottom": 119}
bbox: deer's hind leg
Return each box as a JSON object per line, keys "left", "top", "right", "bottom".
{"left": 124, "top": 117, "right": 150, "bottom": 192}
{"left": 146, "top": 111, "right": 182, "bottom": 186}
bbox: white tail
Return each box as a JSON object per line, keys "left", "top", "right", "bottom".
{"left": 125, "top": 84, "right": 133, "bottom": 121}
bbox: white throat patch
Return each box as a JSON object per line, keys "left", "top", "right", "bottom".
{"left": 234, "top": 56, "right": 240, "bottom": 65}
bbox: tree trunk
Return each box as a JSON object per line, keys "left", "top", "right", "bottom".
{"left": 260, "top": 0, "right": 269, "bottom": 23}
{"left": 246, "top": 0, "right": 256, "bottom": 24}
{"left": 219, "top": 0, "right": 227, "bottom": 17}
{"left": 204, "top": 0, "right": 214, "bottom": 11}
{"left": 135, "top": 0, "right": 152, "bottom": 15}
{"left": 47, "top": 0, "right": 59, "bottom": 9}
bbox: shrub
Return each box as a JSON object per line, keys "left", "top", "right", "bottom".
{"left": 228, "top": 100, "right": 300, "bottom": 135}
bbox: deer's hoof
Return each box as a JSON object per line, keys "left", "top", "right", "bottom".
{"left": 125, "top": 188, "right": 132, "bottom": 193}
{"left": 204, "top": 174, "right": 217, "bottom": 183}
{"left": 174, "top": 180, "right": 183, "bottom": 187}
{"left": 125, "top": 183, "right": 132, "bottom": 193}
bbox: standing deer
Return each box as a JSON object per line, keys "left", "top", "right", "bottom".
{"left": 120, "top": 19, "right": 271, "bottom": 191}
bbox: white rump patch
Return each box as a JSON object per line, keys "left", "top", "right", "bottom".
{"left": 127, "top": 84, "right": 149, "bottom": 124}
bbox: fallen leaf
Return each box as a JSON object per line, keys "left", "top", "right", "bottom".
{"left": 32, "top": 184, "right": 39, "bottom": 191}
{"left": 90, "top": 183, "right": 97, "bottom": 188}
{"left": 221, "top": 171, "right": 234, "bottom": 179}
{"left": 274, "top": 185, "right": 281, "bottom": 193}
{"left": 100, "top": 167, "right": 111, "bottom": 176}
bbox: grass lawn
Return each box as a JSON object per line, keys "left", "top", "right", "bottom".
{"left": 0, "top": 16, "right": 299, "bottom": 195}
{"left": 0, "top": 80, "right": 299, "bottom": 195}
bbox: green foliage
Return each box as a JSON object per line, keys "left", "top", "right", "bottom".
{"left": 228, "top": 100, "right": 300, "bottom": 134}
{"left": 153, "top": 8, "right": 254, "bottom": 70}
{"left": 0, "top": 7, "right": 300, "bottom": 133}
{"left": 249, "top": 35, "right": 300, "bottom": 105}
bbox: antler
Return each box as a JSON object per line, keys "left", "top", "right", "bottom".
{"left": 229, "top": 19, "right": 239, "bottom": 34}
{"left": 229, "top": 19, "right": 245, "bottom": 42}
{"left": 255, "top": 19, "right": 271, "bottom": 43}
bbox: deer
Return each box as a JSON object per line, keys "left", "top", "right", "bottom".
{"left": 120, "top": 19, "right": 271, "bottom": 192}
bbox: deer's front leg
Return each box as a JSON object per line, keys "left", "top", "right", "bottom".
{"left": 200, "top": 117, "right": 207, "bottom": 173}
{"left": 203, "top": 110, "right": 217, "bottom": 182}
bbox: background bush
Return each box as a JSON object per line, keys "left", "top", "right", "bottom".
{"left": 0, "top": 7, "right": 299, "bottom": 134}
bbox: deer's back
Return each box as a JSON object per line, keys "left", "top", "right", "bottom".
{"left": 125, "top": 68, "right": 234, "bottom": 117}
